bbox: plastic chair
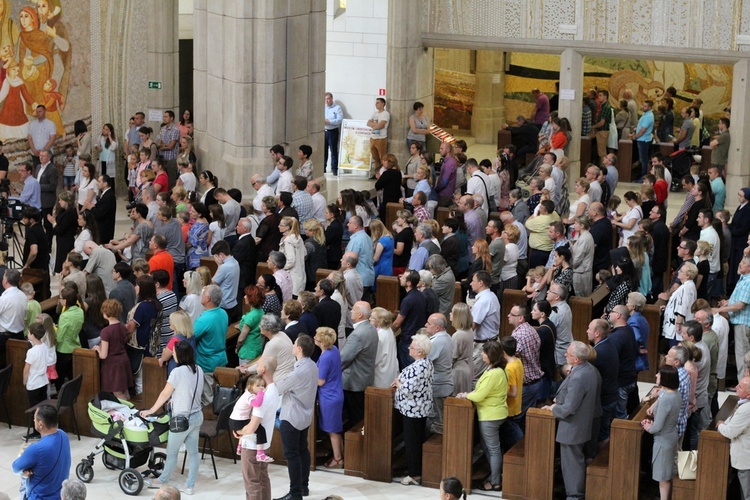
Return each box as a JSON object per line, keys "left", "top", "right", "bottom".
{"left": 182, "top": 396, "right": 238, "bottom": 479}
{"left": 0, "top": 364, "right": 12, "bottom": 428}
{"left": 25, "top": 374, "right": 82, "bottom": 441}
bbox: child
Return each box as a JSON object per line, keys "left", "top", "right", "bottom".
{"left": 36, "top": 313, "right": 58, "bottom": 395}
{"left": 61, "top": 144, "right": 77, "bottom": 191}
{"left": 177, "top": 211, "right": 190, "bottom": 243}
{"left": 595, "top": 269, "right": 612, "bottom": 289}
{"left": 690, "top": 164, "right": 700, "bottom": 184}
{"left": 532, "top": 189, "right": 551, "bottom": 216}
{"left": 500, "top": 336, "right": 524, "bottom": 451}
{"left": 607, "top": 195, "right": 621, "bottom": 221}
{"left": 21, "top": 283, "right": 40, "bottom": 338}
{"left": 522, "top": 266, "right": 547, "bottom": 303}
{"left": 229, "top": 375, "right": 272, "bottom": 461}
{"left": 24, "top": 324, "right": 49, "bottom": 440}
{"left": 126, "top": 144, "right": 140, "bottom": 201}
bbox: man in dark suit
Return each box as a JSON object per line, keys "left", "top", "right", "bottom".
{"left": 232, "top": 217, "right": 257, "bottom": 306}
{"left": 340, "top": 301, "right": 378, "bottom": 430}
{"left": 543, "top": 341, "right": 602, "bottom": 500}
{"left": 314, "top": 279, "right": 342, "bottom": 337}
{"left": 92, "top": 174, "right": 117, "bottom": 244}
{"left": 36, "top": 149, "right": 57, "bottom": 247}
{"left": 729, "top": 188, "right": 750, "bottom": 291}
{"left": 589, "top": 202, "right": 612, "bottom": 283}
{"left": 277, "top": 191, "right": 298, "bottom": 220}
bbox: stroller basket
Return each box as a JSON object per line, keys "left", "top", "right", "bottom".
{"left": 88, "top": 392, "right": 169, "bottom": 446}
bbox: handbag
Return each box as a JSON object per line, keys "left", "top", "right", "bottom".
{"left": 213, "top": 379, "right": 243, "bottom": 415}
{"left": 169, "top": 370, "right": 200, "bottom": 433}
{"left": 677, "top": 450, "right": 697, "bottom": 480}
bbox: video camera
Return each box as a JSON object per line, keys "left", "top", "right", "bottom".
{"left": 0, "top": 197, "right": 23, "bottom": 222}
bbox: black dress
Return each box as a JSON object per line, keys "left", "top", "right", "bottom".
{"left": 53, "top": 208, "right": 78, "bottom": 273}
{"left": 325, "top": 219, "right": 344, "bottom": 269}
{"left": 375, "top": 169, "right": 403, "bottom": 219}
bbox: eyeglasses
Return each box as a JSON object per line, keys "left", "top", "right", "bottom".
{"left": 508, "top": 312, "right": 522, "bottom": 317}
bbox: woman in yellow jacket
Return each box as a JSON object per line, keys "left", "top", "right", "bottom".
{"left": 457, "top": 341, "right": 508, "bottom": 492}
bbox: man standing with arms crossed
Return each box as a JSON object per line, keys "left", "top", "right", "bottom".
{"left": 367, "top": 97, "right": 390, "bottom": 179}
{"left": 324, "top": 93, "right": 343, "bottom": 176}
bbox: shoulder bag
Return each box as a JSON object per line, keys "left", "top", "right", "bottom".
{"left": 169, "top": 369, "right": 200, "bottom": 433}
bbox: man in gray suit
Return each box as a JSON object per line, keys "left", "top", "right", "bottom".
{"left": 36, "top": 149, "right": 57, "bottom": 246}
{"left": 340, "top": 301, "right": 378, "bottom": 430}
{"left": 543, "top": 341, "right": 602, "bottom": 500}
{"left": 425, "top": 313, "right": 453, "bottom": 434}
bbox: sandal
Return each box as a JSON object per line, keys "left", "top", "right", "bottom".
{"left": 324, "top": 457, "right": 344, "bottom": 469}
{"left": 479, "top": 482, "right": 502, "bottom": 491}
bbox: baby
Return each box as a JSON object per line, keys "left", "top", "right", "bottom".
{"left": 229, "top": 375, "right": 272, "bottom": 461}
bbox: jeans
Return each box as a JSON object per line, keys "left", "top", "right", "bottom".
{"left": 685, "top": 405, "right": 711, "bottom": 450}
{"left": 500, "top": 418, "right": 524, "bottom": 453}
{"left": 324, "top": 128, "right": 340, "bottom": 174}
{"left": 279, "top": 420, "right": 310, "bottom": 499}
{"left": 598, "top": 400, "right": 619, "bottom": 442}
{"left": 636, "top": 140, "right": 651, "bottom": 177}
{"left": 160, "top": 411, "right": 203, "bottom": 488}
{"left": 478, "top": 419, "right": 505, "bottom": 485}
{"left": 520, "top": 379, "right": 542, "bottom": 431}
{"left": 615, "top": 383, "right": 637, "bottom": 420}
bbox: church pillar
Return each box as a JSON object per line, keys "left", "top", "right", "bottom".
{"left": 558, "top": 48, "right": 584, "bottom": 187}
{"left": 386, "top": 0, "right": 434, "bottom": 166}
{"left": 193, "top": 0, "right": 326, "bottom": 191}
{"left": 147, "top": 0, "right": 180, "bottom": 127}
{"left": 726, "top": 59, "right": 750, "bottom": 212}
{"left": 471, "top": 51, "right": 505, "bottom": 145}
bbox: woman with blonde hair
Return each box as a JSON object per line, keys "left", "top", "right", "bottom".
{"left": 370, "top": 220, "right": 394, "bottom": 288}
{"left": 563, "top": 177, "right": 590, "bottom": 225}
{"left": 179, "top": 270, "right": 206, "bottom": 322}
{"left": 326, "top": 271, "right": 348, "bottom": 347}
{"left": 628, "top": 233, "right": 652, "bottom": 296}
{"left": 370, "top": 307, "right": 398, "bottom": 388}
{"left": 171, "top": 185, "right": 189, "bottom": 213}
{"left": 156, "top": 310, "right": 195, "bottom": 377}
{"left": 314, "top": 327, "right": 345, "bottom": 469}
{"left": 462, "top": 239, "right": 491, "bottom": 299}
{"left": 694, "top": 240, "right": 712, "bottom": 300}
{"left": 450, "top": 303, "right": 474, "bottom": 394}
{"left": 303, "top": 219, "right": 327, "bottom": 291}
{"left": 500, "top": 224, "right": 521, "bottom": 291}
{"left": 279, "top": 216, "right": 306, "bottom": 297}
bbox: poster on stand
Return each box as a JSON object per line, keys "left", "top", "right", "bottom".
{"left": 338, "top": 119, "right": 372, "bottom": 174}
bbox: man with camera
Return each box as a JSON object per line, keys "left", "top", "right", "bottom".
{"left": 21, "top": 206, "right": 50, "bottom": 300}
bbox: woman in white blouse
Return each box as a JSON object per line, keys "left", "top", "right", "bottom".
{"left": 563, "top": 178, "right": 591, "bottom": 225}
{"left": 369, "top": 307, "right": 399, "bottom": 389}
{"left": 279, "top": 216, "right": 306, "bottom": 297}
{"left": 77, "top": 163, "right": 99, "bottom": 210}
{"left": 500, "top": 224, "right": 521, "bottom": 291}
{"left": 613, "top": 191, "right": 643, "bottom": 246}
{"left": 74, "top": 210, "right": 100, "bottom": 259}
{"left": 97, "top": 123, "right": 118, "bottom": 182}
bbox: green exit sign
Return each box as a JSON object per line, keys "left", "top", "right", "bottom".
{"left": 148, "top": 81, "right": 162, "bottom": 90}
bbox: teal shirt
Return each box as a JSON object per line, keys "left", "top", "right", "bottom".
{"left": 237, "top": 307, "right": 264, "bottom": 361}
{"left": 193, "top": 307, "right": 228, "bottom": 373}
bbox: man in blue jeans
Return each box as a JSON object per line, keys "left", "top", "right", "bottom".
{"left": 274, "top": 335, "right": 318, "bottom": 500}
{"left": 629, "top": 99, "right": 655, "bottom": 180}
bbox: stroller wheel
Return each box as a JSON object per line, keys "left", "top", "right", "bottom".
{"left": 119, "top": 468, "right": 144, "bottom": 496}
{"left": 149, "top": 452, "right": 167, "bottom": 476}
{"left": 76, "top": 462, "right": 94, "bottom": 483}
{"left": 102, "top": 452, "right": 119, "bottom": 470}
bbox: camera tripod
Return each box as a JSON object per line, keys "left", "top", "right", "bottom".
{"left": 0, "top": 218, "right": 23, "bottom": 268}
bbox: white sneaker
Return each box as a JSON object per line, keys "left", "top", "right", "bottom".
{"left": 180, "top": 485, "right": 194, "bottom": 496}
{"left": 400, "top": 475, "right": 420, "bottom": 486}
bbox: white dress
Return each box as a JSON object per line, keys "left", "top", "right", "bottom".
{"left": 280, "top": 233, "right": 306, "bottom": 296}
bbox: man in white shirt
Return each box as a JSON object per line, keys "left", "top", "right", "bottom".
{"left": 324, "top": 92, "right": 343, "bottom": 175}
{"left": 0, "top": 269, "right": 29, "bottom": 366}
{"left": 276, "top": 156, "right": 294, "bottom": 194}
{"left": 27, "top": 105, "right": 56, "bottom": 168}
{"left": 465, "top": 158, "right": 491, "bottom": 213}
{"left": 236, "top": 356, "right": 281, "bottom": 500}
{"left": 307, "top": 180, "right": 327, "bottom": 223}
{"left": 251, "top": 174, "right": 275, "bottom": 218}
{"left": 367, "top": 97, "right": 390, "bottom": 177}
{"left": 698, "top": 208, "right": 721, "bottom": 299}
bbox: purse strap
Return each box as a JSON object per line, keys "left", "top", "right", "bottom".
{"left": 181, "top": 369, "right": 200, "bottom": 416}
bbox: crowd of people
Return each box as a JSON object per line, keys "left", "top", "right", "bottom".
{"left": 1, "top": 87, "right": 749, "bottom": 500}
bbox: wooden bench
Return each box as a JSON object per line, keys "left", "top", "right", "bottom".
{"left": 586, "top": 390, "right": 656, "bottom": 500}
{"left": 364, "top": 386, "right": 398, "bottom": 482}
{"left": 580, "top": 136, "right": 593, "bottom": 177}
{"left": 199, "top": 256, "right": 218, "bottom": 275}
{"left": 432, "top": 397, "right": 475, "bottom": 492}
{"left": 617, "top": 139, "right": 635, "bottom": 182}
{"left": 386, "top": 202, "right": 403, "bottom": 230}
{"left": 344, "top": 421, "right": 365, "bottom": 478}
{"left": 497, "top": 129, "right": 512, "bottom": 151}
{"left": 658, "top": 142, "right": 675, "bottom": 158}
{"left": 699, "top": 145, "right": 713, "bottom": 172}
{"left": 141, "top": 357, "right": 167, "bottom": 411}
{"left": 71, "top": 347, "right": 102, "bottom": 437}
{"left": 672, "top": 395, "right": 735, "bottom": 500}
{"left": 501, "top": 289, "right": 528, "bottom": 337}
{"left": 503, "top": 407, "right": 557, "bottom": 499}
{"left": 5, "top": 339, "right": 31, "bottom": 426}
{"left": 569, "top": 284, "right": 610, "bottom": 344}
{"left": 376, "top": 276, "right": 401, "bottom": 314}
{"left": 436, "top": 207, "right": 451, "bottom": 228}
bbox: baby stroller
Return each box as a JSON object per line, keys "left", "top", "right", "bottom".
{"left": 669, "top": 148, "right": 696, "bottom": 191}
{"left": 76, "top": 392, "right": 170, "bottom": 496}
{"left": 515, "top": 155, "right": 545, "bottom": 199}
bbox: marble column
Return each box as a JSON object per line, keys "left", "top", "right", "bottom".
{"left": 557, "top": 49, "right": 584, "bottom": 189}
{"left": 386, "top": 0, "right": 435, "bottom": 166}
{"left": 147, "top": 0, "right": 180, "bottom": 129}
{"left": 726, "top": 59, "right": 750, "bottom": 213}
{"left": 471, "top": 51, "right": 505, "bottom": 145}
{"left": 193, "top": 0, "right": 326, "bottom": 192}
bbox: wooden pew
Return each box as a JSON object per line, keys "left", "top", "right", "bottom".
{"left": 315, "top": 268, "right": 337, "bottom": 283}
{"left": 344, "top": 422, "right": 365, "bottom": 478}
{"left": 658, "top": 142, "right": 675, "bottom": 158}
{"left": 497, "top": 129, "right": 512, "bottom": 150}
{"left": 586, "top": 392, "right": 656, "bottom": 500}
{"left": 569, "top": 285, "right": 610, "bottom": 344}
{"left": 699, "top": 145, "right": 713, "bottom": 172}
{"left": 71, "top": 347, "right": 101, "bottom": 437}
{"left": 503, "top": 408, "right": 556, "bottom": 499}
{"left": 672, "top": 395, "right": 735, "bottom": 500}
{"left": 199, "top": 256, "right": 218, "bottom": 276}
{"left": 225, "top": 323, "right": 240, "bottom": 368}
{"left": 6, "top": 339, "right": 30, "bottom": 426}
{"left": 639, "top": 305, "right": 662, "bottom": 382}
{"left": 364, "top": 386, "right": 398, "bottom": 482}
{"left": 662, "top": 233, "right": 673, "bottom": 295}
{"left": 617, "top": 139, "right": 634, "bottom": 182}
{"left": 501, "top": 289, "right": 527, "bottom": 337}
{"left": 376, "top": 276, "right": 401, "bottom": 314}
{"left": 580, "top": 136, "right": 593, "bottom": 177}
{"left": 386, "top": 202, "right": 403, "bottom": 230}
{"left": 141, "top": 357, "right": 167, "bottom": 412}
{"left": 421, "top": 397, "right": 474, "bottom": 492}
{"left": 436, "top": 207, "right": 451, "bottom": 228}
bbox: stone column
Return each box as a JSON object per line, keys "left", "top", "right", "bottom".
{"left": 471, "top": 51, "right": 505, "bottom": 145}
{"left": 147, "top": 0, "right": 180, "bottom": 129}
{"left": 726, "top": 59, "right": 750, "bottom": 213}
{"left": 193, "top": 0, "right": 326, "bottom": 192}
{"left": 557, "top": 49, "right": 584, "bottom": 188}
{"left": 386, "top": 0, "right": 435, "bottom": 166}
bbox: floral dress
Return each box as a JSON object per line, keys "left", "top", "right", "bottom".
{"left": 186, "top": 220, "right": 209, "bottom": 269}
